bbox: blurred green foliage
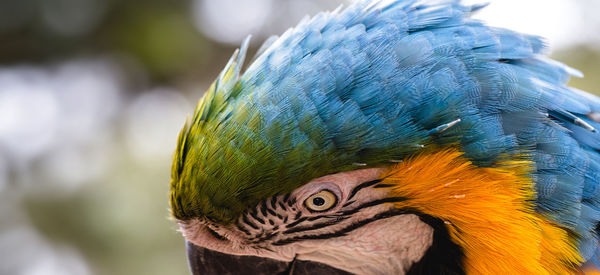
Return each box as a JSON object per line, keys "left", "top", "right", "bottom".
{"left": 24, "top": 160, "right": 189, "bottom": 275}
{"left": 104, "top": 1, "right": 208, "bottom": 80}
{"left": 0, "top": 0, "right": 238, "bottom": 83}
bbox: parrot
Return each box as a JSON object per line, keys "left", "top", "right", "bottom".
{"left": 169, "top": 0, "right": 600, "bottom": 274}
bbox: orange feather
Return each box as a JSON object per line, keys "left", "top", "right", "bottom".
{"left": 379, "top": 148, "right": 582, "bottom": 274}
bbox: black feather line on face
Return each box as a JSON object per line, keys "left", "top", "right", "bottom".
{"left": 237, "top": 223, "right": 252, "bottom": 236}
{"left": 338, "top": 197, "right": 407, "bottom": 216}
{"left": 286, "top": 217, "right": 308, "bottom": 229}
{"left": 229, "top": 177, "right": 465, "bottom": 274}
{"left": 236, "top": 179, "right": 407, "bottom": 244}
{"left": 282, "top": 216, "right": 350, "bottom": 235}
{"left": 270, "top": 209, "right": 466, "bottom": 274}
{"left": 241, "top": 214, "right": 260, "bottom": 230}
{"left": 293, "top": 212, "right": 302, "bottom": 220}
{"left": 260, "top": 200, "right": 269, "bottom": 217}
{"left": 272, "top": 208, "right": 412, "bottom": 245}
{"left": 347, "top": 179, "right": 382, "bottom": 201}
{"left": 206, "top": 226, "right": 227, "bottom": 240}
{"left": 250, "top": 208, "right": 266, "bottom": 225}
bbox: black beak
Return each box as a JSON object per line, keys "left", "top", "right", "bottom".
{"left": 186, "top": 241, "right": 352, "bottom": 275}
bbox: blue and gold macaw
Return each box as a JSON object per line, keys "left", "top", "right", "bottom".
{"left": 170, "top": 0, "right": 600, "bottom": 274}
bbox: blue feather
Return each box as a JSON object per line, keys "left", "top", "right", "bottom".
{"left": 185, "top": 0, "right": 600, "bottom": 258}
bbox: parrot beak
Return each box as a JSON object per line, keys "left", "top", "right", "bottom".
{"left": 185, "top": 241, "right": 352, "bottom": 275}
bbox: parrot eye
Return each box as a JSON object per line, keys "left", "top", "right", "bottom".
{"left": 304, "top": 190, "right": 337, "bottom": 212}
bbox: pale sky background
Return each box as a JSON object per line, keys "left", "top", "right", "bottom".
{"left": 195, "top": 0, "right": 600, "bottom": 51}
{"left": 469, "top": 0, "right": 600, "bottom": 50}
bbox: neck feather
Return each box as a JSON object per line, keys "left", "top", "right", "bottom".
{"left": 380, "top": 148, "right": 582, "bottom": 274}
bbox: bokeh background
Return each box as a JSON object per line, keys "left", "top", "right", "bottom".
{"left": 0, "top": 0, "right": 598, "bottom": 274}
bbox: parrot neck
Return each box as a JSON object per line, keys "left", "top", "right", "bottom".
{"left": 380, "top": 148, "right": 582, "bottom": 274}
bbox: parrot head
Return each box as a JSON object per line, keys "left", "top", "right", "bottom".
{"left": 171, "top": 0, "right": 599, "bottom": 274}
{"left": 170, "top": 38, "right": 445, "bottom": 274}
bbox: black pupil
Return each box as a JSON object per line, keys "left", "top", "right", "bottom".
{"left": 312, "top": 197, "right": 326, "bottom": 206}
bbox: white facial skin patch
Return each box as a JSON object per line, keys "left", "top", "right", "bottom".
{"left": 179, "top": 168, "right": 434, "bottom": 274}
